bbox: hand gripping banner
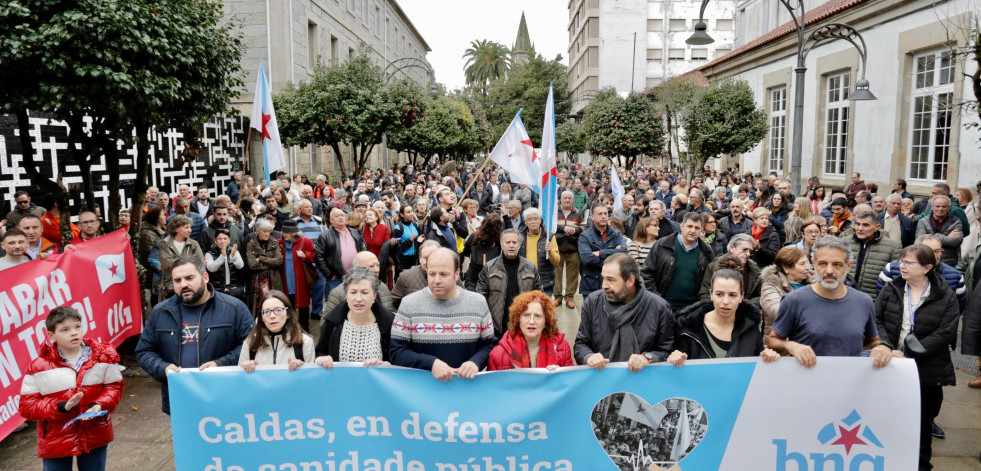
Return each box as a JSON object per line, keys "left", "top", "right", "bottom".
{"left": 168, "top": 358, "right": 919, "bottom": 471}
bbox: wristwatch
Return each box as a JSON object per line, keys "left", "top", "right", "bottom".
{"left": 643, "top": 352, "right": 655, "bottom": 364}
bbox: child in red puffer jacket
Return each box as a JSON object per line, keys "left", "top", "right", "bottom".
{"left": 19, "top": 306, "right": 124, "bottom": 471}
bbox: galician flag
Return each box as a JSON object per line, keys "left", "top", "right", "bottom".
{"left": 250, "top": 56, "right": 287, "bottom": 183}
{"left": 611, "top": 163, "right": 625, "bottom": 211}
{"left": 538, "top": 83, "right": 558, "bottom": 234}
{"left": 488, "top": 109, "right": 540, "bottom": 187}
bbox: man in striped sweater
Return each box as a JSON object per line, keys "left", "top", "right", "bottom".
{"left": 390, "top": 248, "right": 497, "bottom": 380}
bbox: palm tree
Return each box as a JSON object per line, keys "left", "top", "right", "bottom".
{"left": 462, "top": 39, "right": 512, "bottom": 96}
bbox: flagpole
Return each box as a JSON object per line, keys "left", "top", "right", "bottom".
{"left": 461, "top": 153, "right": 491, "bottom": 199}
{"left": 243, "top": 127, "right": 253, "bottom": 175}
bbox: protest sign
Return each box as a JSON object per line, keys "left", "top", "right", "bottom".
{"left": 169, "top": 358, "right": 919, "bottom": 471}
{"left": 0, "top": 229, "right": 142, "bottom": 439}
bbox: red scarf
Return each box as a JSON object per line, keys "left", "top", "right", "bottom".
{"left": 832, "top": 209, "right": 852, "bottom": 229}
{"left": 501, "top": 332, "right": 561, "bottom": 368}
{"left": 751, "top": 224, "right": 766, "bottom": 241}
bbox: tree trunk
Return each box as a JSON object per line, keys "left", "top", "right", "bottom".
{"left": 330, "top": 143, "right": 347, "bottom": 177}
{"left": 130, "top": 123, "right": 152, "bottom": 242}
{"left": 14, "top": 107, "right": 72, "bottom": 245}
{"left": 664, "top": 105, "right": 675, "bottom": 163}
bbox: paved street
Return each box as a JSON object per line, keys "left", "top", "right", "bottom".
{"left": 2, "top": 302, "right": 980, "bottom": 470}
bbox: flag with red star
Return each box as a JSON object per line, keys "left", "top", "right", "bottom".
{"left": 487, "top": 109, "right": 540, "bottom": 187}
{"left": 250, "top": 56, "right": 287, "bottom": 181}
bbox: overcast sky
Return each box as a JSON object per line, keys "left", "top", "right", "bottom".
{"left": 397, "top": 0, "right": 569, "bottom": 91}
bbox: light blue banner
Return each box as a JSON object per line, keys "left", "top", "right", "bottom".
{"left": 168, "top": 358, "right": 920, "bottom": 471}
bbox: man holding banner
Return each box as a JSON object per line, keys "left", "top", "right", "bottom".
{"left": 136, "top": 256, "right": 253, "bottom": 414}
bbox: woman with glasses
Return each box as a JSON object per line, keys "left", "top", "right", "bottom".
{"left": 239, "top": 290, "right": 315, "bottom": 372}
{"left": 314, "top": 267, "right": 394, "bottom": 369}
{"left": 488, "top": 290, "right": 572, "bottom": 370}
{"left": 701, "top": 213, "right": 729, "bottom": 258}
{"left": 872, "top": 244, "right": 959, "bottom": 471}
{"left": 760, "top": 247, "right": 815, "bottom": 340}
{"left": 793, "top": 218, "right": 825, "bottom": 262}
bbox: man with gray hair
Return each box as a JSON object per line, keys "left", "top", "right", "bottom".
{"left": 502, "top": 200, "right": 526, "bottom": 233}
{"left": 520, "top": 207, "right": 554, "bottom": 295}
{"left": 915, "top": 195, "right": 964, "bottom": 266}
{"left": 845, "top": 210, "right": 900, "bottom": 300}
{"left": 879, "top": 193, "right": 914, "bottom": 247}
{"left": 323, "top": 251, "right": 394, "bottom": 314}
{"left": 769, "top": 236, "right": 882, "bottom": 366}
{"left": 648, "top": 199, "right": 679, "bottom": 239}
{"left": 687, "top": 189, "right": 710, "bottom": 214}
{"left": 477, "top": 228, "right": 543, "bottom": 337}
{"left": 553, "top": 190, "right": 584, "bottom": 308}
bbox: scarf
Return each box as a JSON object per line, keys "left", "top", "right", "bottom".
{"left": 751, "top": 224, "right": 766, "bottom": 241}
{"left": 502, "top": 332, "right": 561, "bottom": 369}
{"left": 704, "top": 232, "right": 717, "bottom": 245}
{"left": 503, "top": 256, "right": 521, "bottom": 330}
{"left": 832, "top": 209, "right": 852, "bottom": 229}
{"left": 602, "top": 289, "right": 647, "bottom": 362}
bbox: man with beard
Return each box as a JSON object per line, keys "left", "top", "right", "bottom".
{"left": 136, "top": 256, "right": 252, "bottom": 414}
{"left": 199, "top": 204, "right": 245, "bottom": 251}
{"left": 575, "top": 253, "right": 674, "bottom": 372}
{"left": 768, "top": 236, "right": 881, "bottom": 366}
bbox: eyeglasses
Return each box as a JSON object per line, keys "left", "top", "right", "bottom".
{"left": 520, "top": 313, "right": 545, "bottom": 321}
{"left": 898, "top": 260, "right": 921, "bottom": 267}
{"left": 260, "top": 307, "right": 289, "bottom": 317}
{"left": 803, "top": 229, "right": 821, "bottom": 235}
{"left": 706, "top": 220, "right": 717, "bottom": 225}
{"left": 16, "top": 200, "right": 30, "bottom": 205}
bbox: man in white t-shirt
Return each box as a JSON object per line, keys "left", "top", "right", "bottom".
{"left": 0, "top": 228, "right": 29, "bottom": 271}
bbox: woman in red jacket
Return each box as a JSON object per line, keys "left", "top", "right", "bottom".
{"left": 278, "top": 220, "right": 317, "bottom": 333}
{"left": 489, "top": 290, "right": 573, "bottom": 371}
{"left": 19, "top": 306, "right": 124, "bottom": 471}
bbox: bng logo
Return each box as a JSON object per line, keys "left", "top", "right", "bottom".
{"left": 772, "top": 410, "right": 885, "bottom": 470}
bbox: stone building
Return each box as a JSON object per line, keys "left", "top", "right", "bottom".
{"left": 225, "top": 0, "right": 431, "bottom": 178}
{"left": 567, "top": 0, "right": 736, "bottom": 114}
{"left": 689, "top": 0, "right": 980, "bottom": 195}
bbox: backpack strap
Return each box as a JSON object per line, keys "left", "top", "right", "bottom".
{"left": 249, "top": 349, "right": 257, "bottom": 361}
{"left": 293, "top": 343, "right": 304, "bottom": 362}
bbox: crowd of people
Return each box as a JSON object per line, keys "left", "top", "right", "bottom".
{"left": 3, "top": 161, "right": 981, "bottom": 471}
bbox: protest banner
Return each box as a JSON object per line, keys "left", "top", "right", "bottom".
{"left": 169, "top": 357, "right": 920, "bottom": 471}
{"left": 0, "top": 229, "right": 142, "bottom": 439}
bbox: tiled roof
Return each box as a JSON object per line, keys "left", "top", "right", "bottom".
{"left": 697, "top": 0, "right": 869, "bottom": 73}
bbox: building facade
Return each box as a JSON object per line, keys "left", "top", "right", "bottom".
{"left": 568, "top": 0, "right": 736, "bottom": 114}
{"left": 225, "top": 0, "right": 431, "bottom": 178}
{"left": 694, "top": 0, "right": 980, "bottom": 195}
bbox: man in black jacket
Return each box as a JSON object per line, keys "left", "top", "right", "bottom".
{"left": 641, "top": 212, "right": 714, "bottom": 312}
{"left": 574, "top": 253, "right": 674, "bottom": 373}
{"left": 315, "top": 206, "right": 367, "bottom": 293}
{"left": 199, "top": 204, "right": 245, "bottom": 251}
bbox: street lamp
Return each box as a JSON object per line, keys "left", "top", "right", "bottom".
{"left": 686, "top": 0, "right": 877, "bottom": 196}
{"left": 381, "top": 57, "right": 439, "bottom": 169}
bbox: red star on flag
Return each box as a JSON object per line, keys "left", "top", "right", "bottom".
{"left": 262, "top": 112, "right": 272, "bottom": 140}
{"left": 109, "top": 263, "right": 119, "bottom": 277}
{"left": 832, "top": 425, "right": 866, "bottom": 454}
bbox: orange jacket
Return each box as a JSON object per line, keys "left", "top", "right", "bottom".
{"left": 40, "top": 211, "right": 80, "bottom": 246}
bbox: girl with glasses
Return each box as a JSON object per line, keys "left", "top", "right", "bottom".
{"left": 239, "top": 290, "right": 315, "bottom": 373}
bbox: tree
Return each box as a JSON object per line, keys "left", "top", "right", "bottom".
{"left": 681, "top": 79, "right": 768, "bottom": 177}
{"left": 649, "top": 76, "right": 704, "bottom": 164}
{"left": 462, "top": 39, "right": 512, "bottom": 97}
{"left": 555, "top": 120, "right": 587, "bottom": 156}
{"left": 388, "top": 95, "right": 493, "bottom": 166}
{"left": 275, "top": 48, "right": 427, "bottom": 177}
{"left": 582, "top": 89, "right": 665, "bottom": 168}
{"left": 0, "top": 0, "right": 245, "bottom": 243}
{"left": 484, "top": 55, "right": 569, "bottom": 145}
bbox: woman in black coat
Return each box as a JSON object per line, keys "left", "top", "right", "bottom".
{"left": 750, "top": 207, "right": 781, "bottom": 268}
{"left": 873, "top": 244, "right": 960, "bottom": 471}
{"left": 666, "top": 268, "right": 779, "bottom": 365}
{"left": 314, "top": 268, "right": 394, "bottom": 367}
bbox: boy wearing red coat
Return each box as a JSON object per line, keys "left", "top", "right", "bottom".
{"left": 19, "top": 306, "right": 124, "bottom": 471}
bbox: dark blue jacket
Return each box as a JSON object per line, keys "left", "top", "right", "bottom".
{"left": 875, "top": 260, "right": 967, "bottom": 312}
{"left": 578, "top": 225, "right": 627, "bottom": 296}
{"left": 654, "top": 190, "right": 676, "bottom": 206}
{"left": 878, "top": 212, "right": 915, "bottom": 247}
{"left": 135, "top": 285, "right": 253, "bottom": 414}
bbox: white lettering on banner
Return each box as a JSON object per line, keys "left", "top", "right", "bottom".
{"left": 202, "top": 453, "right": 574, "bottom": 471}
{"left": 0, "top": 341, "right": 21, "bottom": 388}
{"left": 401, "top": 412, "right": 548, "bottom": 444}
{"left": 107, "top": 300, "right": 133, "bottom": 338}
{"left": 0, "top": 394, "right": 19, "bottom": 423}
{"left": 0, "top": 269, "right": 72, "bottom": 337}
{"left": 199, "top": 414, "right": 329, "bottom": 444}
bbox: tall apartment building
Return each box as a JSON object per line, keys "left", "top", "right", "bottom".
{"left": 225, "top": 0, "right": 431, "bottom": 176}
{"left": 568, "top": 0, "right": 735, "bottom": 114}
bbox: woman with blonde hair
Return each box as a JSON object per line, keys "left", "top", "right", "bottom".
{"left": 751, "top": 207, "right": 781, "bottom": 267}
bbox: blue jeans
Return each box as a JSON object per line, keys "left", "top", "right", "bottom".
{"left": 43, "top": 445, "right": 107, "bottom": 471}
{"left": 324, "top": 277, "right": 342, "bottom": 297}
{"left": 310, "top": 276, "right": 326, "bottom": 316}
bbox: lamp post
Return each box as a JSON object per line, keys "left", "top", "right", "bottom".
{"left": 687, "top": 0, "right": 877, "bottom": 196}
{"left": 381, "top": 57, "right": 439, "bottom": 170}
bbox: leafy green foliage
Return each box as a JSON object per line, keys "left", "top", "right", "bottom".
{"left": 484, "top": 56, "right": 569, "bottom": 144}
{"left": 463, "top": 39, "right": 512, "bottom": 97}
{"left": 275, "top": 48, "right": 427, "bottom": 176}
{"left": 681, "top": 79, "right": 767, "bottom": 175}
{"left": 582, "top": 89, "right": 664, "bottom": 168}
{"left": 555, "top": 120, "right": 586, "bottom": 154}
{"left": 387, "top": 95, "right": 493, "bottom": 166}
{"left": 648, "top": 77, "right": 703, "bottom": 165}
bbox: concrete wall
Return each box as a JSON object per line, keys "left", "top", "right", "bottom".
{"left": 646, "top": 0, "right": 736, "bottom": 87}
{"left": 225, "top": 0, "right": 431, "bottom": 179}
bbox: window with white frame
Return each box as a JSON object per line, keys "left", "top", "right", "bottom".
{"left": 768, "top": 87, "right": 787, "bottom": 173}
{"left": 823, "top": 72, "right": 850, "bottom": 176}
{"left": 908, "top": 49, "right": 955, "bottom": 181}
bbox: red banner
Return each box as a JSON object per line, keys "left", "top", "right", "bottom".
{"left": 0, "top": 229, "right": 142, "bottom": 439}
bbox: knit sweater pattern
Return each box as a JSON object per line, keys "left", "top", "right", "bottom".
{"left": 390, "top": 289, "right": 496, "bottom": 370}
